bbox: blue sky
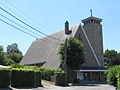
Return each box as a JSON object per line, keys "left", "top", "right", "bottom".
{"left": 0, "top": 0, "right": 120, "bottom": 54}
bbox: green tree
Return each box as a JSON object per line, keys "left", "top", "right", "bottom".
{"left": 104, "top": 49, "right": 119, "bottom": 66}
{"left": 58, "top": 37, "right": 85, "bottom": 82}
{"left": 0, "top": 45, "right": 14, "bottom": 65}
{"left": 6, "top": 43, "right": 22, "bottom": 54}
{"left": 6, "top": 43, "right": 23, "bottom": 63}
{"left": 0, "top": 45, "right": 5, "bottom": 65}
{"left": 58, "top": 37, "right": 85, "bottom": 70}
{"left": 7, "top": 53, "right": 23, "bottom": 63}
{"left": 108, "top": 57, "right": 120, "bottom": 67}
{"left": 3, "top": 53, "right": 15, "bottom": 65}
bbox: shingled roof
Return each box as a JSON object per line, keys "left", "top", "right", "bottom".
{"left": 20, "top": 24, "right": 80, "bottom": 68}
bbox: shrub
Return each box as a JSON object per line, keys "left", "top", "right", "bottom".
{"left": 108, "top": 57, "right": 120, "bottom": 67}
{"left": 35, "top": 71, "right": 42, "bottom": 87}
{"left": 107, "top": 65, "right": 120, "bottom": 89}
{"left": 10, "top": 65, "right": 63, "bottom": 86}
{"left": 55, "top": 73, "right": 67, "bottom": 86}
{"left": 0, "top": 65, "right": 43, "bottom": 88}
{"left": 116, "top": 72, "right": 120, "bottom": 90}
{"left": 107, "top": 66, "right": 118, "bottom": 87}
{"left": 0, "top": 68, "right": 10, "bottom": 88}
{"left": 11, "top": 69, "right": 35, "bottom": 87}
{"left": 10, "top": 63, "right": 25, "bottom": 68}
{"left": 39, "top": 67, "right": 63, "bottom": 81}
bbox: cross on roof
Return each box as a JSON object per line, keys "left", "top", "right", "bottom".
{"left": 90, "top": 9, "right": 92, "bottom": 17}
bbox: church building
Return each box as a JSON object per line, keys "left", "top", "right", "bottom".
{"left": 21, "top": 14, "right": 107, "bottom": 82}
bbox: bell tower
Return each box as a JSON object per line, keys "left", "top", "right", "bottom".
{"left": 81, "top": 11, "right": 104, "bottom": 67}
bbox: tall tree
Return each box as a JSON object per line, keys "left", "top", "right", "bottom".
{"left": 58, "top": 37, "right": 85, "bottom": 70}
{"left": 58, "top": 37, "right": 85, "bottom": 82}
{"left": 0, "top": 45, "right": 14, "bottom": 65}
{"left": 108, "top": 57, "right": 120, "bottom": 67}
{"left": 104, "top": 49, "right": 119, "bottom": 66}
{"left": 7, "top": 43, "right": 22, "bottom": 54}
{"left": 0, "top": 45, "right": 5, "bottom": 65}
{"left": 6, "top": 43, "right": 23, "bottom": 63}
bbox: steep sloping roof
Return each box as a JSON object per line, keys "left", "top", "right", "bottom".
{"left": 20, "top": 24, "right": 80, "bottom": 68}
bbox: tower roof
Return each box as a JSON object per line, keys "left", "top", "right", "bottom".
{"left": 82, "top": 16, "right": 102, "bottom": 23}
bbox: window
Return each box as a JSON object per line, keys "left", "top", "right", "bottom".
{"left": 79, "top": 34, "right": 81, "bottom": 40}
{"left": 91, "top": 19, "right": 93, "bottom": 23}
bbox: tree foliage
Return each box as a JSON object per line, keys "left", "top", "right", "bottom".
{"left": 58, "top": 37, "right": 85, "bottom": 70}
{"left": 7, "top": 43, "right": 22, "bottom": 54}
{"left": 107, "top": 66, "right": 118, "bottom": 87}
{"left": 0, "top": 45, "right": 5, "bottom": 65}
{"left": 104, "top": 49, "right": 120, "bottom": 66}
{"left": 7, "top": 53, "right": 23, "bottom": 63}
{"left": 108, "top": 57, "right": 120, "bottom": 67}
{"left": 0, "top": 43, "right": 23, "bottom": 66}
{"left": 6, "top": 43, "right": 23, "bottom": 63}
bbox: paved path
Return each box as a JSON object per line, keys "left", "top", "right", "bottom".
{"left": 0, "top": 83, "right": 116, "bottom": 90}
{"left": 42, "top": 83, "right": 115, "bottom": 90}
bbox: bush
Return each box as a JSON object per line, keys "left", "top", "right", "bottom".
{"left": 11, "top": 69, "right": 35, "bottom": 87}
{"left": 35, "top": 71, "right": 42, "bottom": 87}
{"left": 108, "top": 57, "right": 120, "bottom": 67}
{"left": 0, "top": 68, "right": 10, "bottom": 88}
{"left": 0, "top": 65, "right": 43, "bottom": 88}
{"left": 107, "top": 66, "right": 118, "bottom": 87}
{"left": 0, "top": 64, "right": 64, "bottom": 88}
{"left": 116, "top": 72, "right": 120, "bottom": 90}
{"left": 55, "top": 73, "right": 67, "bottom": 86}
{"left": 10, "top": 63, "right": 25, "bottom": 68}
{"left": 39, "top": 67, "right": 63, "bottom": 81}
{"left": 107, "top": 65, "right": 120, "bottom": 89}
{"left": 10, "top": 64, "right": 63, "bottom": 86}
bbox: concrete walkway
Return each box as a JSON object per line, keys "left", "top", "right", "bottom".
{"left": 0, "top": 81, "right": 116, "bottom": 90}
{"left": 41, "top": 82, "right": 116, "bottom": 90}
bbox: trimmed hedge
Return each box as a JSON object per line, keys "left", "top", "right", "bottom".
{"left": 0, "top": 64, "right": 63, "bottom": 88}
{"left": 11, "top": 69, "right": 35, "bottom": 87}
{"left": 0, "top": 68, "right": 10, "bottom": 88}
{"left": 10, "top": 64, "right": 63, "bottom": 81}
{"left": 35, "top": 71, "right": 42, "bottom": 87}
{"left": 39, "top": 67, "right": 63, "bottom": 81}
{"left": 55, "top": 73, "right": 67, "bottom": 86}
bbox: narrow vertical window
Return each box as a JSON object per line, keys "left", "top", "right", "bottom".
{"left": 79, "top": 34, "right": 81, "bottom": 40}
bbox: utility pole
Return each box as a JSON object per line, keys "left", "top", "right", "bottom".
{"left": 64, "top": 39, "right": 68, "bottom": 84}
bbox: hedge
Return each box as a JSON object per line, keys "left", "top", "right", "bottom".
{"left": 0, "top": 68, "right": 10, "bottom": 88}
{"left": 39, "top": 67, "right": 63, "bottom": 81}
{"left": 11, "top": 69, "right": 35, "bottom": 87}
{"left": 55, "top": 73, "right": 67, "bottom": 86}
{"left": 10, "top": 64, "right": 63, "bottom": 81}
{"left": 0, "top": 64, "right": 63, "bottom": 88}
{"left": 35, "top": 71, "right": 42, "bottom": 87}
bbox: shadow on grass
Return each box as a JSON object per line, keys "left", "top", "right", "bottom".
{"left": 0, "top": 87, "right": 13, "bottom": 90}
{"left": 12, "top": 86, "right": 43, "bottom": 89}
{"left": 14, "top": 86, "right": 37, "bottom": 89}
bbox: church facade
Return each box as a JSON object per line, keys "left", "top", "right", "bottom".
{"left": 21, "top": 15, "right": 107, "bottom": 82}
